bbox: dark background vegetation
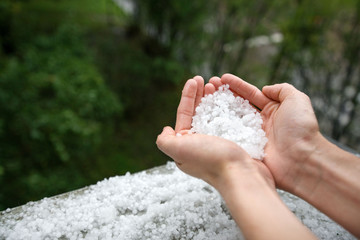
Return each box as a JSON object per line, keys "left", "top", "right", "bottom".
{"left": 0, "top": 0, "right": 359, "bottom": 210}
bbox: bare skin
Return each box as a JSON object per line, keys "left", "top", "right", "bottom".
{"left": 221, "top": 73, "right": 360, "bottom": 237}
{"left": 157, "top": 76, "right": 316, "bottom": 239}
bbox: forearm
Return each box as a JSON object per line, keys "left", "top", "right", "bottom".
{"left": 217, "top": 170, "right": 316, "bottom": 240}
{"left": 292, "top": 134, "right": 360, "bottom": 237}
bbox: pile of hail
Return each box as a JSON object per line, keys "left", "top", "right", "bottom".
{"left": 191, "top": 84, "right": 268, "bottom": 160}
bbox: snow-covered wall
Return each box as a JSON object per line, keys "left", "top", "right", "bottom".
{"left": 0, "top": 162, "right": 356, "bottom": 240}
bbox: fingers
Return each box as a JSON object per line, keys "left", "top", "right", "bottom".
{"left": 175, "top": 79, "right": 198, "bottom": 132}
{"left": 156, "top": 126, "right": 177, "bottom": 157}
{"left": 262, "top": 83, "right": 298, "bottom": 102}
{"left": 221, "top": 73, "right": 271, "bottom": 110}
{"left": 209, "top": 76, "right": 222, "bottom": 90}
{"left": 205, "top": 76, "right": 221, "bottom": 96}
{"left": 156, "top": 126, "right": 187, "bottom": 166}
{"left": 204, "top": 83, "right": 216, "bottom": 95}
{"left": 193, "top": 76, "right": 204, "bottom": 108}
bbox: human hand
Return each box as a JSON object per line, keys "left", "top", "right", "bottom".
{"left": 157, "top": 77, "right": 274, "bottom": 190}
{"left": 157, "top": 76, "right": 319, "bottom": 240}
{"left": 221, "top": 74, "right": 320, "bottom": 192}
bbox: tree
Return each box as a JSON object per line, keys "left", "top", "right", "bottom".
{"left": 0, "top": 25, "right": 122, "bottom": 209}
{"left": 268, "top": 0, "right": 360, "bottom": 151}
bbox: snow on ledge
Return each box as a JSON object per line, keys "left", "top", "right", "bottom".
{"left": 0, "top": 162, "right": 355, "bottom": 240}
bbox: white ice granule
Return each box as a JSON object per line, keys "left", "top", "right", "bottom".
{"left": 191, "top": 84, "right": 267, "bottom": 159}
{"left": 0, "top": 162, "right": 242, "bottom": 240}
{"left": 0, "top": 162, "right": 354, "bottom": 240}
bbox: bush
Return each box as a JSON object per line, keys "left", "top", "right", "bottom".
{"left": 0, "top": 25, "right": 122, "bottom": 209}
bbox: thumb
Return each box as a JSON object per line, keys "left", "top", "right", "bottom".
{"left": 262, "top": 83, "right": 298, "bottom": 102}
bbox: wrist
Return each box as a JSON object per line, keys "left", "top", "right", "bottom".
{"left": 289, "top": 132, "right": 354, "bottom": 199}
{"left": 288, "top": 133, "right": 360, "bottom": 237}
{"left": 215, "top": 162, "right": 275, "bottom": 200}
{"left": 282, "top": 131, "right": 325, "bottom": 195}
{"left": 216, "top": 161, "right": 317, "bottom": 240}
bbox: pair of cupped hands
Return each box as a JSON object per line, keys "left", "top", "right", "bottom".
{"left": 156, "top": 73, "right": 320, "bottom": 193}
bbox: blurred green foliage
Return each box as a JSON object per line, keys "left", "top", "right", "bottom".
{"left": 0, "top": 0, "right": 359, "bottom": 210}
{"left": 0, "top": 25, "right": 122, "bottom": 209}
{"left": 0, "top": 0, "right": 185, "bottom": 210}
